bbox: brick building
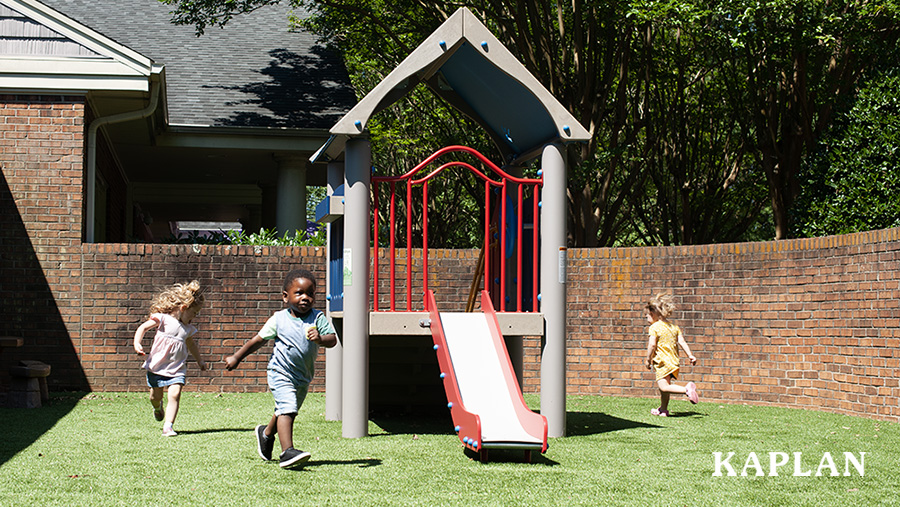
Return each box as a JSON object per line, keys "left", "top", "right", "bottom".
{"left": 1, "top": 0, "right": 352, "bottom": 392}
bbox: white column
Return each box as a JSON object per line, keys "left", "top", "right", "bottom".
{"left": 274, "top": 154, "right": 308, "bottom": 237}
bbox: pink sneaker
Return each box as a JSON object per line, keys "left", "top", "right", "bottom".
{"left": 650, "top": 408, "right": 669, "bottom": 417}
{"left": 686, "top": 382, "right": 699, "bottom": 404}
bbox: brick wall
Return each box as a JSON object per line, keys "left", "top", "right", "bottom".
{"left": 4, "top": 228, "right": 900, "bottom": 422}
{"left": 0, "top": 95, "right": 88, "bottom": 389}
{"left": 564, "top": 231, "right": 900, "bottom": 421}
{"left": 77, "top": 245, "right": 480, "bottom": 394}
{"left": 79, "top": 243, "right": 328, "bottom": 392}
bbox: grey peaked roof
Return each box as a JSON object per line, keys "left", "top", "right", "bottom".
{"left": 317, "top": 7, "right": 589, "bottom": 165}
{"left": 39, "top": 0, "right": 355, "bottom": 129}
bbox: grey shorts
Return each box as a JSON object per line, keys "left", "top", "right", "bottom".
{"left": 267, "top": 368, "right": 309, "bottom": 416}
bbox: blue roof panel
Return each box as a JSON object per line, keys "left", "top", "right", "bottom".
{"left": 439, "top": 42, "right": 557, "bottom": 155}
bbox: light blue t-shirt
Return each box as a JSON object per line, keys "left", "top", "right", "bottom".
{"left": 259, "top": 308, "right": 335, "bottom": 385}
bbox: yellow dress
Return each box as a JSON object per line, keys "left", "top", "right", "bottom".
{"left": 650, "top": 321, "right": 681, "bottom": 380}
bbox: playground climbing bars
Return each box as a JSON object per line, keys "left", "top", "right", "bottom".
{"left": 372, "top": 146, "right": 542, "bottom": 313}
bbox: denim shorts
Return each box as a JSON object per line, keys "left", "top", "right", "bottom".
{"left": 267, "top": 368, "right": 309, "bottom": 416}
{"left": 146, "top": 371, "right": 186, "bottom": 388}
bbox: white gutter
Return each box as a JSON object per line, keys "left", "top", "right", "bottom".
{"left": 85, "top": 77, "right": 161, "bottom": 242}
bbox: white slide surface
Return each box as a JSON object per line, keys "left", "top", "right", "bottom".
{"left": 439, "top": 312, "right": 541, "bottom": 446}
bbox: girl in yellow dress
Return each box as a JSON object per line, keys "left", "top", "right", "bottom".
{"left": 645, "top": 294, "right": 699, "bottom": 416}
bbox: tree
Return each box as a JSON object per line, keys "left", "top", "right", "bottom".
{"left": 620, "top": 3, "right": 770, "bottom": 245}
{"left": 709, "top": 0, "right": 900, "bottom": 239}
{"left": 794, "top": 69, "right": 900, "bottom": 236}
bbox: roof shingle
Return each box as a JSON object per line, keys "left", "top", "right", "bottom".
{"left": 39, "top": 0, "right": 355, "bottom": 129}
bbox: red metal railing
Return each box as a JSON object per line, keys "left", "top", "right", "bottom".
{"left": 372, "top": 145, "right": 541, "bottom": 313}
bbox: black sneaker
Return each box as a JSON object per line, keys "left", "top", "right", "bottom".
{"left": 279, "top": 447, "right": 311, "bottom": 469}
{"left": 256, "top": 424, "right": 274, "bottom": 461}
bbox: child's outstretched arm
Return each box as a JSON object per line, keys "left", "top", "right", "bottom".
{"left": 133, "top": 318, "right": 159, "bottom": 356}
{"left": 677, "top": 332, "right": 697, "bottom": 365}
{"left": 185, "top": 335, "right": 208, "bottom": 371}
{"left": 224, "top": 335, "right": 265, "bottom": 370}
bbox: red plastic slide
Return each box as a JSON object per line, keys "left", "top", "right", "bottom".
{"left": 426, "top": 290, "right": 548, "bottom": 462}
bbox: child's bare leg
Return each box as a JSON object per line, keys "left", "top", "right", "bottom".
{"left": 149, "top": 387, "right": 164, "bottom": 409}
{"left": 657, "top": 377, "right": 686, "bottom": 411}
{"left": 275, "top": 413, "right": 296, "bottom": 452}
{"left": 657, "top": 377, "right": 687, "bottom": 394}
{"left": 659, "top": 390, "right": 671, "bottom": 411}
{"left": 165, "top": 384, "right": 183, "bottom": 424}
{"left": 264, "top": 413, "right": 278, "bottom": 439}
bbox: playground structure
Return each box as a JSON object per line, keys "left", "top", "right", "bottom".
{"left": 311, "top": 7, "right": 590, "bottom": 452}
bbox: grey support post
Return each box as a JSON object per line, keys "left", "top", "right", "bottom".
{"left": 503, "top": 164, "right": 525, "bottom": 389}
{"left": 540, "top": 143, "right": 567, "bottom": 437}
{"left": 342, "top": 138, "right": 371, "bottom": 438}
{"left": 325, "top": 161, "right": 344, "bottom": 422}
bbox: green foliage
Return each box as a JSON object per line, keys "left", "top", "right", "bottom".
{"left": 294, "top": 2, "right": 495, "bottom": 248}
{"left": 703, "top": 0, "right": 900, "bottom": 238}
{"left": 162, "top": 227, "right": 325, "bottom": 246}
{"left": 307, "top": 185, "right": 326, "bottom": 221}
{"left": 620, "top": 2, "right": 773, "bottom": 245}
{"left": 794, "top": 70, "right": 900, "bottom": 237}
{"left": 226, "top": 227, "right": 326, "bottom": 246}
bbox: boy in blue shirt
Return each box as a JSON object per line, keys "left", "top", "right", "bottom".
{"left": 225, "top": 269, "right": 337, "bottom": 469}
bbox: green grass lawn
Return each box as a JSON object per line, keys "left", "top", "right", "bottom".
{"left": 0, "top": 392, "right": 895, "bottom": 506}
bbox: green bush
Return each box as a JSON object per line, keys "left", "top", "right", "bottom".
{"left": 224, "top": 227, "right": 326, "bottom": 247}
{"left": 161, "top": 227, "right": 325, "bottom": 247}
{"left": 795, "top": 71, "right": 900, "bottom": 237}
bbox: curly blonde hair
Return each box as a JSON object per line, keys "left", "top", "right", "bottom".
{"left": 646, "top": 293, "right": 676, "bottom": 319}
{"left": 149, "top": 280, "right": 204, "bottom": 316}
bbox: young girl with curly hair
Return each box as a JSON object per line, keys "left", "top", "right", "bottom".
{"left": 645, "top": 294, "right": 699, "bottom": 416}
{"left": 134, "top": 280, "right": 208, "bottom": 435}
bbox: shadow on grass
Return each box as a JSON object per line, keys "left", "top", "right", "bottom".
{"left": 369, "top": 410, "right": 455, "bottom": 436}
{"left": 566, "top": 411, "right": 661, "bottom": 436}
{"left": 665, "top": 410, "right": 704, "bottom": 419}
{"left": 306, "top": 458, "right": 382, "bottom": 469}
{"left": 177, "top": 428, "right": 255, "bottom": 435}
{"left": 464, "top": 448, "right": 559, "bottom": 466}
{"left": 371, "top": 409, "right": 666, "bottom": 439}
{"left": 0, "top": 392, "right": 81, "bottom": 466}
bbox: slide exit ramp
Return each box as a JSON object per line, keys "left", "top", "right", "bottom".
{"left": 425, "top": 290, "right": 547, "bottom": 462}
